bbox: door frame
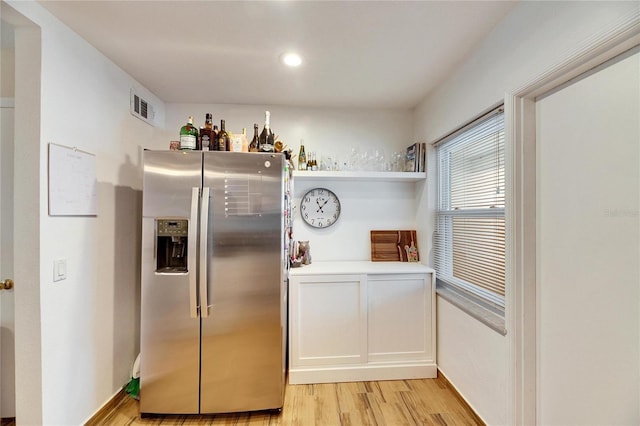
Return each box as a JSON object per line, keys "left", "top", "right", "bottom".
{"left": 504, "top": 12, "right": 640, "bottom": 425}
{"left": 0, "top": 96, "right": 16, "bottom": 419}
{"left": 1, "top": 3, "right": 44, "bottom": 423}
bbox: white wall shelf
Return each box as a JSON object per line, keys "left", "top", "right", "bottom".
{"left": 292, "top": 170, "right": 426, "bottom": 182}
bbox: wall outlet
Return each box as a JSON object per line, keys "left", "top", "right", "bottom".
{"left": 53, "top": 258, "right": 67, "bottom": 282}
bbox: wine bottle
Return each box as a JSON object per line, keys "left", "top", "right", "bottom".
{"left": 197, "top": 127, "right": 204, "bottom": 150}
{"left": 179, "top": 116, "right": 198, "bottom": 150}
{"left": 259, "top": 111, "right": 275, "bottom": 152}
{"left": 212, "top": 125, "right": 219, "bottom": 151}
{"left": 249, "top": 123, "right": 259, "bottom": 152}
{"left": 200, "top": 113, "right": 213, "bottom": 151}
{"left": 217, "top": 119, "right": 230, "bottom": 151}
{"left": 298, "top": 140, "right": 307, "bottom": 171}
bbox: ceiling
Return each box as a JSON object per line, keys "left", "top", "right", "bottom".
{"left": 36, "top": 1, "right": 516, "bottom": 109}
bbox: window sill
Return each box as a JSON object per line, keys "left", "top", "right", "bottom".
{"left": 436, "top": 281, "right": 507, "bottom": 336}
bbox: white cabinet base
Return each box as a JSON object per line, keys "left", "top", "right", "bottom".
{"left": 289, "top": 363, "right": 437, "bottom": 385}
{"left": 289, "top": 261, "right": 437, "bottom": 385}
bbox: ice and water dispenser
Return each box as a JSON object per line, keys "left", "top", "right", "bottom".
{"left": 156, "top": 219, "right": 188, "bottom": 273}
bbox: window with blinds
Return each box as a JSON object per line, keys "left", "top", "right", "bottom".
{"left": 434, "top": 108, "right": 505, "bottom": 308}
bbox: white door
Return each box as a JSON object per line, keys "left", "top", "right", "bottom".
{"left": 0, "top": 99, "right": 16, "bottom": 418}
{"left": 536, "top": 48, "right": 640, "bottom": 425}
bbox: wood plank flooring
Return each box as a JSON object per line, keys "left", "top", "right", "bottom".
{"left": 88, "top": 375, "right": 483, "bottom": 426}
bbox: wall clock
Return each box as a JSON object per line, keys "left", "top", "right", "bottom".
{"left": 300, "top": 187, "right": 341, "bottom": 228}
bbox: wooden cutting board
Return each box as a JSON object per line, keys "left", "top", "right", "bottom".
{"left": 370, "top": 230, "right": 419, "bottom": 262}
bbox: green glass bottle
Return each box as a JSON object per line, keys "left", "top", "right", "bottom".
{"left": 179, "top": 116, "right": 198, "bottom": 150}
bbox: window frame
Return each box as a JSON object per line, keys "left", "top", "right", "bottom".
{"left": 434, "top": 106, "right": 506, "bottom": 314}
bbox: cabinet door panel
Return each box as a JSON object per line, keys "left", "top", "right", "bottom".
{"left": 368, "top": 275, "right": 430, "bottom": 361}
{"left": 293, "top": 275, "right": 366, "bottom": 366}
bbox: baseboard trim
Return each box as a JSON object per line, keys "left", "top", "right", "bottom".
{"left": 84, "top": 388, "right": 129, "bottom": 425}
{"left": 437, "top": 369, "right": 486, "bottom": 426}
{"left": 289, "top": 363, "right": 437, "bottom": 385}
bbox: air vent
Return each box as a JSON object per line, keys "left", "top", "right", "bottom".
{"left": 130, "top": 89, "right": 155, "bottom": 126}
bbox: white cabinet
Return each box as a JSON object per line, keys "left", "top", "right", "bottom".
{"left": 288, "top": 262, "right": 436, "bottom": 384}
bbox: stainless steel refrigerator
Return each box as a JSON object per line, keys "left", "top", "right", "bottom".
{"left": 140, "top": 150, "right": 288, "bottom": 415}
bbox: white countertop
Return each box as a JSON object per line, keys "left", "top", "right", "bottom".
{"left": 288, "top": 261, "right": 435, "bottom": 276}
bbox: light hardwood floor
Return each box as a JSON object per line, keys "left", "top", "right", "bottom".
{"left": 88, "top": 375, "right": 483, "bottom": 426}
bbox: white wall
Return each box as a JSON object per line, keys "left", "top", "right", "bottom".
{"left": 536, "top": 50, "right": 639, "bottom": 425}
{"left": 164, "top": 104, "right": 416, "bottom": 262}
{"left": 412, "top": 1, "right": 639, "bottom": 424}
{"left": 437, "top": 298, "right": 508, "bottom": 420}
{"left": 162, "top": 104, "right": 413, "bottom": 161}
{"left": 5, "top": 1, "right": 166, "bottom": 424}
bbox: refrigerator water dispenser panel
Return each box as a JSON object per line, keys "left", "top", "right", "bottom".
{"left": 156, "top": 219, "right": 188, "bottom": 273}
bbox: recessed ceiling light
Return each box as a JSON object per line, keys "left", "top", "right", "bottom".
{"left": 281, "top": 52, "right": 302, "bottom": 67}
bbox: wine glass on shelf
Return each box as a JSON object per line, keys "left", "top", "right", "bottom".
{"left": 348, "top": 147, "right": 361, "bottom": 171}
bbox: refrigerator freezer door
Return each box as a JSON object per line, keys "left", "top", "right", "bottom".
{"left": 140, "top": 151, "right": 202, "bottom": 414}
{"left": 200, "top": 152, "right": 285, "bottom": 413}
{"left": 199, "top": 186, "right": 210, "bottom": 318}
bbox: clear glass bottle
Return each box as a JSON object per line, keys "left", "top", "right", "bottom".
{"left": 179, "top": 116, "right": 198, "bottom": 150}
{"left": 298, "top": 140, "right": 307, "bottom": 171}
{"left": 241, "top": 128, "right": 249, "bottom": 152}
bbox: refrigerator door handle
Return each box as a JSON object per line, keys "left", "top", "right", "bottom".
{"left": 188, "top": 187, "right": 199, "bottom": 319}
{"left": 199, "top": 187, "right": 210, "bottom": 318}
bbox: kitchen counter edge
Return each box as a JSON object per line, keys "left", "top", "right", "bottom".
{"left": 288, "top": 261, "right": 435, "bottom": 276}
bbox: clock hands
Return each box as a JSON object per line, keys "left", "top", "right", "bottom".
{"left": 316, "top": 198, "right": 329, "bottom": 213}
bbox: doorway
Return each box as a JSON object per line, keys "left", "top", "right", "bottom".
{"left": 507, "top": 28, "right": 640, "bottom": 423}
{"left": 0, "top": 6, "right": 43, "bottom": 422}
{"left": 535, "top": 47, "right": 639, "bottom": 424}
{"left": 0, "top": 19, "right": 16, "bottom": 421}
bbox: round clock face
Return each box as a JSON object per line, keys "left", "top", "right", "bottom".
{"left": 300, "top": 188, "right": 341, "bottom": 228}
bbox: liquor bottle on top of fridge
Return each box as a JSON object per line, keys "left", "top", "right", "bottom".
{"left": 249, "top": 124, "right": 259, "bottom": 152}
{"left": 298, "top": 140, "right": 307, "bottom": 171}
{"left": 217, "top": 119, "right": 230, "bottom": 151}
{"left": 179, "top": 116, "right": 198, "bottom": 150}
{"left": 259, "top": 111, "right": 275, "bottom": 152}
{"left": 212, "top": 125, "right": 219, "bottom": 151}
{"left": 200, "top": 113, "right": 213, "bottom": 151}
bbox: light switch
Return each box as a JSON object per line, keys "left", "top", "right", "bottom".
{"left": 54, "top": 258, "right": 67, "bottom": 282}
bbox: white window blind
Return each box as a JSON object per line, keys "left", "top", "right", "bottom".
{"left": 434, "top": 108, "right": 505, "bottom": 307}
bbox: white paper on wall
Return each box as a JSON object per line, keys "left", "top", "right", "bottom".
{"left": 48, "top": 143, "right": 97, "bottom": 216}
